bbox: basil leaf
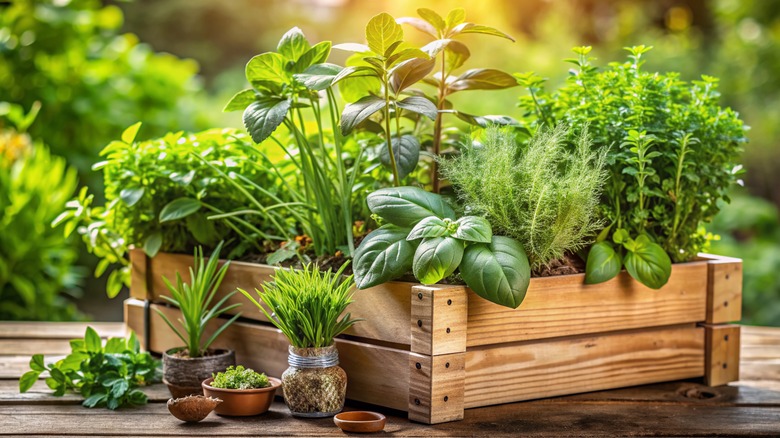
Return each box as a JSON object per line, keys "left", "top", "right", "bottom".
{"left": 353, "top": 224, "right": 416, "bottom": 289}
{"left": 380, "top": 134, "right": 420, "bottom": 180}
{"left": 459, "top": 236, "right": 531, "bottom": 309}
{"left": 223, "top": 89, "right": 257, "bottom": 112}
{"left": 243, "top": 97, "right": 292, "bottom": 144}
{"left": 277, "top": 27, "right": 311, "bottom": 63}
{"left": 448, "top": 68, "right": 517, "bottom": 92}
{"left": 159, "top": 198, "right": 201, "bottom": 223}
{"left": 367, "top": 186, "right": 456, "bottom": 227}
{"left": 19, "top": 371, "right": 41, "bottom": 393}
{"left": 453, "top": 216, "right": 492, "bottom": 243}
{"left": 407, "top": 216, "right": 451, "bottom": 241}
{"left": 84, "top": 327, "right": 102, "bottom": 353}
{"left": 623, "top": 235, "right": 672, "bottom": 289}
{"left": 585, "top": 241, "right": 622, "bottom": 284}
{"left": 294, "top": 63, "right": 343, "bottom": 91}
{"left": 395, "top": 96, "right": 438, "bottom": 120}
{"left": 119, "top": 187, "right": 144, "bottom": 207}
{"left": 341, "top": 95, "right": 385, "bottom": 135}
{"left": 413, "top": 237, "right": 464, "bottom": 285}
{"left": 365, "top": 12, "right": 404, "bottom": 56}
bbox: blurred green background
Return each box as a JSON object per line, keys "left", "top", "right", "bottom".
{"left": 1, "top": 0, "right": 778, "bottom": 325}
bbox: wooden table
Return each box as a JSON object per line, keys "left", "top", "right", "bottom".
{"left": 1, "top": 323, "right": 779, "bottom": 437}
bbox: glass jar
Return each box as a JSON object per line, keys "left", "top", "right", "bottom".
{"left": 281, "top": 344, "right": 347, "bottom": 417}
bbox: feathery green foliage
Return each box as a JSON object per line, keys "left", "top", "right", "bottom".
{"left": 440, "top": 125, "right": 606, "bottom": 269}
{"left": 155, "top": 242, "right": 241, "bottom": 358}
{"left": 241, "top": 263, "right": 359, "bottom": 348}
{"left": 211, "top": 366, "right": 270, "bottom": 390}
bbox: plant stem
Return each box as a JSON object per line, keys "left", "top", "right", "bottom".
{"left": 432, "top": 49, "right": 447, "bottom": 193}
{"left": 383, "top": 75, "right": 401, "bottom": 186}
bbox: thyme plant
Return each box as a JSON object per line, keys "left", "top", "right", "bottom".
{"left": 241, "top": 263, "right": 359, "bottom": 349}
{"left": 440, "top": 126, "right": 606, "bottom": 269}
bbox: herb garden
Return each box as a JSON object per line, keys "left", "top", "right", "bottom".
{"left": 5, "top": 3, "right": 759, "bottom": 433}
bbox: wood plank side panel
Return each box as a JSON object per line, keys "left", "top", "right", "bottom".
{"left": 467, "top": 262, "right": 709, "bottom": 347}
{"left": 704, "top": 255, "right": 743, "bottom": 324}
{"left": 124, "top": 299, "right": 410, "bottom": 411}
{"left": 704, "top": 324, "right": 741, "bottom": 386}
{"left": 410, "top": 285, "right": 467, "bottom": 356}
{"left": 464, "top": 325, "right": 705, "bottom": 409}
{"left": 131, "top": 249, "right": 413, "bottom": 346}
{"left": 408, "top": 352, "right": 465, "bottom": 424}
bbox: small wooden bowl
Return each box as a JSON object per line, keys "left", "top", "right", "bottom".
{"left": 333, "top": 411, "right": 386, "bottom": 433}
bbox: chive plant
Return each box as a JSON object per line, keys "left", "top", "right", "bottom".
{"left": 155, "top": 242, "right": 241, "bottom": 358}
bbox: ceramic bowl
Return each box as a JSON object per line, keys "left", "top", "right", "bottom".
{"left": 333, "top": 411, "right": 387, "bottom": 433}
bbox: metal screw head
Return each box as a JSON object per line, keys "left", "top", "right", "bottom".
{"left": 725, "top": 274, "right": 730, "bottom": 280}
{"left": 418, "top": 292, "right": 423, "bottom": 300}
{"left": 415, "top": 362, "right": 421, "bottom": 369}
{"left": 446, "top": 327, "right": 451, "bottom": 334}
{"left": 444, "top": 396, "right": 449, "bottom": 402}
{"left": 724, "top": 335, "right": 729, "bottom": 341}
{"left": 445, "top": 362, "right": 450, "bottom": 368}
{"left": 724, "top": 301, "right": 729, "bottom": 307}
{"left": 447, "top": 299, "right": 452, "bottom": 305}
{"left": 414, "top": 398, "right": 420, "bottom": 405}
{"left": 417, "top": 320, "right": 422, "bottom": 327}
{"left": 723, "top": 363, "right": 728, "bottom": 369}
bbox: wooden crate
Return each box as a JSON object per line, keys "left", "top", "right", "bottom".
{"left": 125, "top": 249, "right": 742, "bottom": 424}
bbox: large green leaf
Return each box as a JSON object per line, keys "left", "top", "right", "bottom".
{"left": 390, "top": 58, "right": 436, "bottom": 93}
{"left": 396, "top": 96, "right": 438, "bottom": 120}
{"left": 407, "top": 216, "right": 451, "bottom": 241}
{"left": 19, "top": 371, "right": 40, "bottom": 393}
{"left": 143, "top": 232, "right": 162, "bottom": 258}
{"left": 444, "top": 40, "right": 470, "bottom": 73}
{"left": 623, "top": 235, "right": 672, "bottom": 289}
{"left": 396, "top": 17, "right": 437, "bottom": 38}
{"left": 585, "top": 242, "right": 622, "bottom": 284}
{"left": 366, "top": 12, "right": 404, "bottom": 56}
{"left": 277, "top": 27, "right": 311, "bottom": 62}
{"left": 223, "top": 89, "right": 258, "bottom": 112}
{"left": 294, "top": 63, "right": 343, "bottom": 91}
{"left": 243, "top": 97, "right": 291, "bottom": 143}
{"left": 459, "top": 236, "right": 531, "bottom": 309}
{"left": 367, "top": 186, "right": 456, "bottom": 227}
{"left": 245, "top": 52, "right": 288, "bottom": 86}
{"left": 380, "top": 135, "right": 420, "bottom": 180}
{"left": 417, "top": 8, "right": 446, "bottom": 31}
{"left": 121, "top": 122, "right": 142, "bottom": 144}
{"left": 119, "top": 187, "right": 144, "bottom": 207}
{"left": 448, "top": 68, "right": 518, "bottom": 92}
{"left": 445, "top": 8, "right": 466, "bottom": 29}
{"left": 84, "top": 327, "right": 102, "bottom": 353}
{"left": 413, "top": 237, "right": 464, "bottom": 284}
{"left": 341, "top": 95, "right": 385, "bottom": 135}
{"left": 451, "top": 23, "right": 515, "bottom": 41}
{"left": 455, "top": 112, "right": 520, "bottom": 128}
{"left": 453, "top": 216, "right": 492, "bottom": 243}
{"left": 159, "top": 197, "right": 202, "bottom": 223}
{"left": 293, "top": 41, "right": 331, "bottom": 73}
{"left": 353, "top": 224, "right": 416, "bottom": 289}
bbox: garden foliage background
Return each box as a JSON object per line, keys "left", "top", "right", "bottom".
{"left": 1, "top": 0, "right": 779, "bottom": 325}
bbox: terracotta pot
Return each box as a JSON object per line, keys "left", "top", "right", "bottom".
{"left": 202, "top": 377, "right": 282, "bottom": 416}
{"left": 162, "top": 348, "right": 235, "bottom": 397}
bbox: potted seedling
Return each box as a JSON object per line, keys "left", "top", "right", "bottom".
{"left": 241, "top": 263, "right": 359, "bottom": 418}
{"left": 202, "top": 365, "right": 281, "bottom": 416}
{"left": 157, "top": 242, "right": 241, "bottom": 397}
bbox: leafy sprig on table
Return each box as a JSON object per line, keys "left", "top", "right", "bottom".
{"left": 19, "top": 327, "right": 160, "bottom": 410}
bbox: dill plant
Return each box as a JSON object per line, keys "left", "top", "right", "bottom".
{"left": 440, "top": 125, "right": 606, "bottom": 269}
{"left": 240, "top": 264, "right": 359, "bottom": 349}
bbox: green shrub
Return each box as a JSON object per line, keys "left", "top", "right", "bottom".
{"left": 518, "top": 46, "right": 746, "bottom": 263}
{"left": 0, "top": 104, "right": 82, "bottom": 320}
{"left": 56, "top": 126, "right": 288, "bottom": 297}
{"left": 440, "top": 125, "right": 606, "bottom": 269}
{"left": 211, "top": 366, "right": 270, "bottom": 390}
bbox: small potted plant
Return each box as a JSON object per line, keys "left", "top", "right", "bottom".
{"left": 201, "top": 365, "right": 281, "bottom": 416}
{"left": 241, "top": 263, "right": 359, "bottom": 418}
{"left": 157, "top": 242, "right": 241, "bottom": 397}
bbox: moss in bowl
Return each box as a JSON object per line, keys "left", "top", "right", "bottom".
{"left": 202, "top": 366, "right": 281, "bottom": 416}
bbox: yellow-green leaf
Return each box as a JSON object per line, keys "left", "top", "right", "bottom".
{"left": 366, "top": 13, "right": 404, "bottom": 56}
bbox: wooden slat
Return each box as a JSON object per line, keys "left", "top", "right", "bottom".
{"left": 408, "top": 352, "right": 465, "bottom": 424}
{"left": 130, "top": 249, "right": 413, "bottom": 346}
{"left": 124, "top": 299, "right": 411, "bottom": 411}
{"left": 0, "top": 339, "right": 76, "bottom": 355}
{"left": 3, "top": 402, "right": 780, "bottom": 437}
{"left": 0, "top": 322, "right": 125, "bottom": 339}
{"left": 0, "top": 356, "right": 64, "bottom": 379}
{"left": 410, "top": 285, "right": 467, "bottom": 355}
{"left": 703, "top": 254, "right": 743, "bottom": 323}
{"left": 704, "top": 324, "right": 741, "bottom": 386}
{"left": 464, "top": 325, "right": 705, "bottom": 409}
{"left": 0, "top": 380, "right": 170, "bottom": 405}
{"left": 467, "top": 261, "right": 708, "bottom": 347}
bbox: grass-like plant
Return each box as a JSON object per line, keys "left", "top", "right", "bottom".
{"left": 211, "top": 365, "right": 269, "bottom": 390}
{"left": 155, "top": 242, "right": 241, "bottom": 358}
{"left": 440, "top": 125, "right": 606, "bottom": 269}
{"left": 240, "top": 263, "right": 359, "bottom": 349}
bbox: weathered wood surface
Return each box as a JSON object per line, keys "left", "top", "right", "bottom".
{"left": 1, "top": 322, "right": 779, "bottom": 436}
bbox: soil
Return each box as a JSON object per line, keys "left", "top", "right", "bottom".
{"left": 239, "top": 235, "right": 586, "bottom": 282}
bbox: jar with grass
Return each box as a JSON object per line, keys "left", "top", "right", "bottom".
{"left": 240, "top": 263, "right": 359, "bottom": 417}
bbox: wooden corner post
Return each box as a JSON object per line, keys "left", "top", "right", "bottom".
{"left": 408, "top": 285, "right": 468, "bottom": 424}
{"left": 702, "top": 255, "right": 742, "bottom": 386}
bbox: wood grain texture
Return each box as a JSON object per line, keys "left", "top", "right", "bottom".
{"left": 410, "top": 285, "right": 467, "bottom": 355}
{"left": 467, "top": 261, "right": 708, "bottom": 347}
{"left": 0, "top": 322, "right": 125, "bottom": 339}
{"left": 130, "top": 249, "right": 413, "bottom": 346}
{"left": 705, "top": 324, "right": 741, "bottom": 386}
{"left": 124, "top": 299, "right": 411, "bottom": 411}
{"left": 464, "top": 325, "right": 706, "bottom": 409}
{"left": 704, "top": 254, "right": 743, "bottom": 323}
{"left": 0, "top": 380, "right": 170, "bottom": 405}
{"left": 408, "top": 352, "right": 465, "bottom": 424}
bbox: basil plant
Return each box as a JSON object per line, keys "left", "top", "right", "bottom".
{"left": 353, "top": 187, "right": 531, "bottom": 309}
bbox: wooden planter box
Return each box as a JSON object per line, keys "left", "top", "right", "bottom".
{"left": 124, "top": 249, "right": 742, "bottom": 424}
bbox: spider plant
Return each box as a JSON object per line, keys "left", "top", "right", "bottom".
{"left": 155, "top": 242, "right": 241, "bottom": 358}
{"left": 240, "top": 263, "right": 359, "bottom": 349}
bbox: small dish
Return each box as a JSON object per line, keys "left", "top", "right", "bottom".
{"left": 333, "top": 411, "right": 386, "bottom": 433}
